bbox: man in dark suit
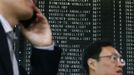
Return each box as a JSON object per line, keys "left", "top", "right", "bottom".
{"left": 82, "top": 40, "right": 125, "bottom": 75}
{"left": 0, "top": 0, "right": 61, "bottom": 75}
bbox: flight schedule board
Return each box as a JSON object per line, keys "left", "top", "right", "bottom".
{"left": 17, "top": 0, "right": 134, "bottom": 75}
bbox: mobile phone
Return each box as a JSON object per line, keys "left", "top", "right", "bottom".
{"left": 20, "top": 11, "right": 37, "bottom": 28}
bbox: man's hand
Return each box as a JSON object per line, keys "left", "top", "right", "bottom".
{"left": 20, "top": 7, "right": 52, "bottom": 47}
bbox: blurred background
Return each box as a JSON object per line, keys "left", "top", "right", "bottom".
{"left": 15, "top": 0, "right": 134, "bottom": 75}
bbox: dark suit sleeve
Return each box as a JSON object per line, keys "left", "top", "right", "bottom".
{"left": 30, "top": 46, "right": 61, "bottom": 75}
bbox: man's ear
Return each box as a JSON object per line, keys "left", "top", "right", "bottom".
{"left": 87, "top": 58, "right": 97, "bottom": 70}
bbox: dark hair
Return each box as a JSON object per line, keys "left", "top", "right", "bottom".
{"left": 82, "top": 40, "right": 113, "bottom": 74}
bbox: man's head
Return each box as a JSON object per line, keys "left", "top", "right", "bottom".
{"left": 82, "top": 40, "right": 125, "bottom": 75}
{"left": 0, "top": 0, "right": 35, "bottom": 25}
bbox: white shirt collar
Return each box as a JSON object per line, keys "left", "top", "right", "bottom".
{"left": 0, "top": 15, "right": 13, "bottom": 33}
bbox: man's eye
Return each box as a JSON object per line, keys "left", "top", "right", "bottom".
{"left": 112, "top": 56, "right": 117, "bottom": 60}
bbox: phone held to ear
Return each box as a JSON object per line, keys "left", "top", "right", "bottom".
{"left": 20, "top": 11, "right": 37, "bottom": 28}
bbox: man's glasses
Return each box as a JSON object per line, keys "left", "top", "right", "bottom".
{"left": 99, "top": 54, "right": 126, "bottom": 65}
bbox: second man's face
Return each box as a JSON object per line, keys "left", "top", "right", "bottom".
{"left": 95, "top": 46, "right": 125, "bottom": 75}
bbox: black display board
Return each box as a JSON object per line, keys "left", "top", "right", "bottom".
{"left": 16, "top": 0, "right": 134, "bottom": 75}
